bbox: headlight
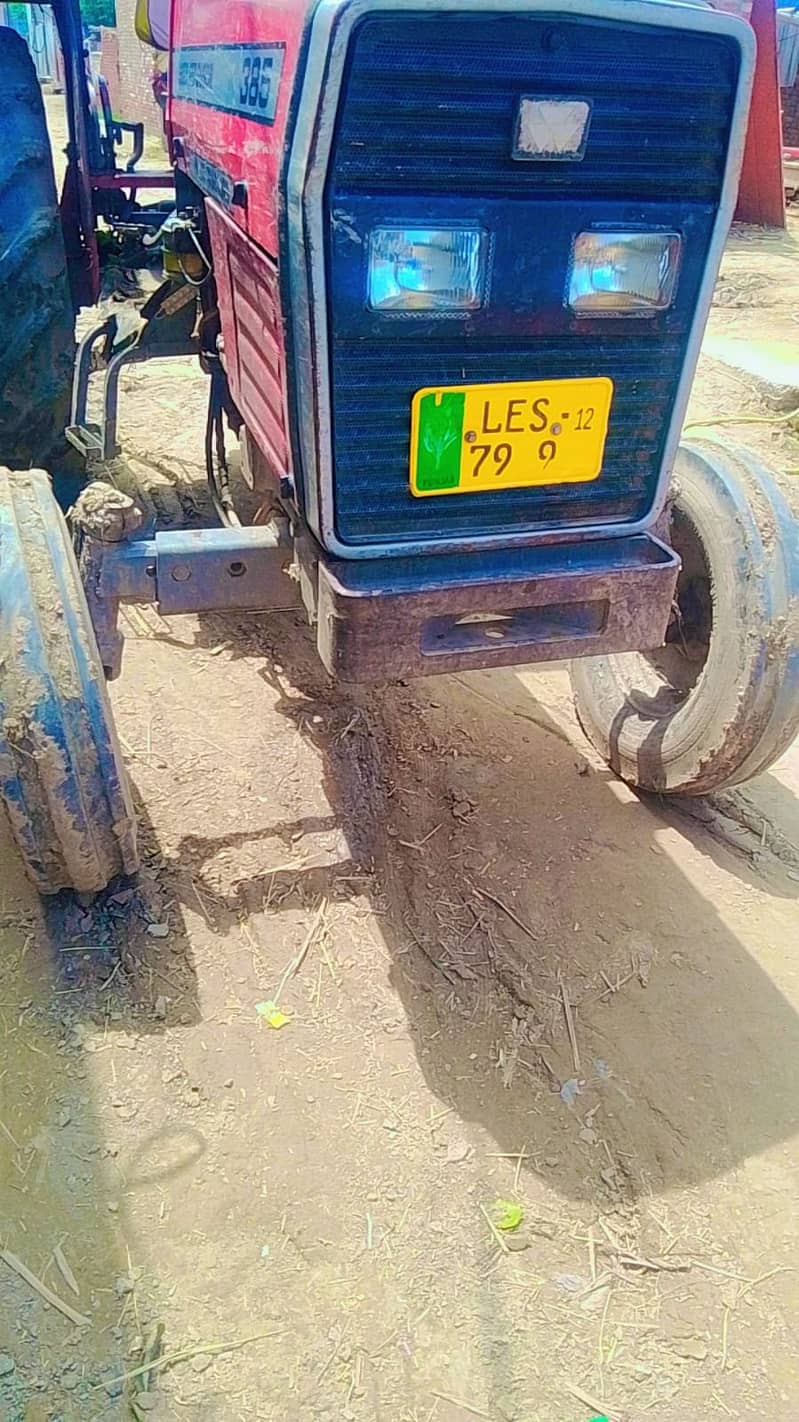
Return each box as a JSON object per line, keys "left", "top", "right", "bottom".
{"left": 368, "top": 227, "right": 488, "bottom": 312}
{"left": 568, "top": 231, "right": 681, "bottom": 315}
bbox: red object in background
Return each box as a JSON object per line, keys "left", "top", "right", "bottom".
{"left": 736, "top": 0, "right": 786, "bottom": 226}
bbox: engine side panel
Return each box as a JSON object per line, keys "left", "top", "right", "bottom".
{"left": 205, "top": 199, "right": 291, "bottom": 480}
{"left": 168, "top": 0, "right": 307, "bottom": 255}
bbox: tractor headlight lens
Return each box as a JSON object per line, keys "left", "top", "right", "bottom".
{"left": 368, "top": 227, "right": 487, "bottom": 312}
{"left": 568, "top": 231, "right": 681, "bottom": 315}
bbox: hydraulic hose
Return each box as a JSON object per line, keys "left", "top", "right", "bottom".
{"left": 205, "top": 365, "right": 241, "bottom": 528}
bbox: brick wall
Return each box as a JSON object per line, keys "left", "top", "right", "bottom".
{"left": 783, "top": 85, "right": 799, "bottom": 148}
{"left": 99, "top": 28, "right": 121, "bottom": 112}
{"left": 99, "top": 0, "right": 162, "bottom": 133}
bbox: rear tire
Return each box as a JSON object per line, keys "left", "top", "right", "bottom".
{"left": 0, "top": 28, "right": 75, "bottom": 467}
{"left": 570, "top": 439, "right": 799, "bottom": 795}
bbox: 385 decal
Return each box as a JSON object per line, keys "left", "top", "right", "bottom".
{"left": 173, "top": 43, "right": 285, "bottom": 125}
{"left": 238, "top": 54, "right": 273, "bottom": 114}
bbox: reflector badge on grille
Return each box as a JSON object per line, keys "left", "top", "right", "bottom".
{"left": 513, "top": 97, "right": 591, "bottom": 161}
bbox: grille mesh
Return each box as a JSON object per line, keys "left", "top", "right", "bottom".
{"left": 333, "top": 14, "right": 738, "bottom": 201}
{"left": 331, "top": 335, "right": 681, "bottom": 543}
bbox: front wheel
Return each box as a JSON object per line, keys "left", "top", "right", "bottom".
{"left": 0, "top": 468, "right": 139, "bottom": 894}
{"left": 570, "top": 439, "right": 799, "bottom": 796}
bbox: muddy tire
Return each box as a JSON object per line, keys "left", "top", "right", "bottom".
{"left": 570, "top": 439, "right": 799, "bottom": 796}
{"left": 0, "top": 467, "right": 138, "bottom": 894}
{"left": 0, "top": 28, "right": 75, "bottom": 467}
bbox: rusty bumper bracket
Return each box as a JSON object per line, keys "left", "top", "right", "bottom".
{"left": 308, "top": 534, "right": 680, "bottom": 683}
{"left": 73, "top": 489, "right": 298, "bottom": 678}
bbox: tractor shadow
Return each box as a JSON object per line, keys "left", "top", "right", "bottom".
{"left": 0, "top": 796, "right": 201, "bottom": 1418}
{"left": 154, "top": 605, "right": 799, "bottom": 1206}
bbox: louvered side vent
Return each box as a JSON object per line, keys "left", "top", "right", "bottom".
{"left": 229, "top": 245, "right": 288, "bottom": 482}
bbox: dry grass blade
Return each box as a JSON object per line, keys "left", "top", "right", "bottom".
{"left": 59, "top": 944, "right": 113, "bottom": 953}
{"left": 597, "top": 1218, "right": 624, "bottom": 1251}
{"left": 369, "top": 1328, "right": 400, "bottom": 1359}
{"left": 513, "top": 1142, "right": 527, "bottom": 1195}
{"left": 473, "top": 886, "right": 538, "bottom": 943}
{"left": 579, "top": 1270, "right": 613, "bottom": 1301}
{"left": 93, "top": 1330, "right": 282, "bottom": 1390}
{"left": 0, "top": 1117, "right": 21, "bottom": 1150}
{"left": 559, "top": 972, "right": 581, "bottom": 1074}
{"left": 721, "top": 1304, "right": 731, "bottom": 1372}
{"left": 430, "top": 1391, "right": 495, "bottom": 1420}
{"left": 616, "top": 1252, "right": 691, "bottom": 1274}
{"left": 536, "top": 1052, "right": 561, "bottom": 1087}
{"left": 274, "top": 899, "right": 328, "bottom": 1004}
{"left": 565, "top": 1380, "right": 621, "bottom": 1421}
{"left": 736, "top": 1264, "right": 794, "bottom": 1302}
{"left": 134, "top": 1321, "right": 165, "bottom": 1394}
{"left": 479, "top": 1203, "right": 510, "bottom": 1256}
{"left": 0, "top": 1247, "right": 90, "bottom": 1328}
{"left": 316, "top": 1344, "right": 340, "bottom": 1384}
{"left": 716, "top": 1263, "right": 794, "bottom": 1375}
{"left": 53, "top": 1245, "right": 80, "bottom": 1298}
{"left": 597, "top": 1284, "right": 613, "bottom": 1398}
{"left": 688, "top": 1261, "right": 750, "bottom": 1283}
{"left": 398, "top": 824, "right": 442, "bottom": 851}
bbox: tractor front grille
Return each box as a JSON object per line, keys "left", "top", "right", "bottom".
{"left": 324, "top": 10, "right": 740, "bottom": 549}
{"left": 333, "top": 14, "right": 737, "bottom": 203}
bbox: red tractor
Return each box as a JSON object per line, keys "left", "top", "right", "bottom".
{"left": 1, "top": 0, "right": 798, "bottom": 896}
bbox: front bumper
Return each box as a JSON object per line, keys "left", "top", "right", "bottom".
{"left": 306, "top": 533, "right": 679, "bottom": 682}
{"left": 85, "top": 507, "right": 678, "bottom": 683}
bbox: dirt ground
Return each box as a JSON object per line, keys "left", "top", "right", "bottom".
{"left": 2, "top": 99, "right": 799, "bottom": 1422}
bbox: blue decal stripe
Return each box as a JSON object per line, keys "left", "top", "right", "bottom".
{"left": 173, "top": 43, "right": 285, "bottom": 126}
{"left": 186, "top": 150, "right": 235, "bottom": 208}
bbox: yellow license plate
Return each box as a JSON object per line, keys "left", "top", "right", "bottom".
{"left": 409, "top": 376, "right": 614, "bottom": 497}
